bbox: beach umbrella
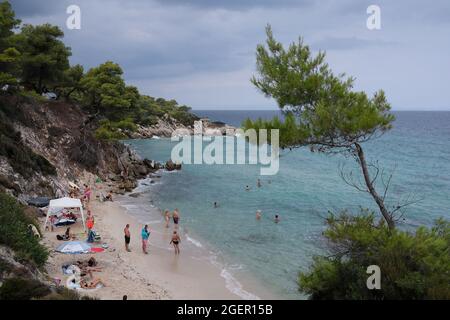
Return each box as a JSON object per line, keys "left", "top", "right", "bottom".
{"left": 56, "top": 241, "right": 91, "bottom": 254}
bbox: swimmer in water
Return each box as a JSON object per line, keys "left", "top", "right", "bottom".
{"left": 245, "top": 185, "right": 250, "bottom": 191}
{"left": 274, "top": 214, "right": 280, "bottom": 223}
{"left": 257, "top": 179, "right": 262, "bottom": 188}
{"left": 214, "top": 202, "right": 218, "bottom": 208}
{"left": 256, "top": 210, "right": 262, "bottom": 220}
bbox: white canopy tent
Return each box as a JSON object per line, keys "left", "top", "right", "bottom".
{"left": 44, "top": 197, "right": 86, "bottom": 231}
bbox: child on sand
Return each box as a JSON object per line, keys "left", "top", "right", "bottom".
{"left": 105, "top": 191, "right": 113, "bottom": 202}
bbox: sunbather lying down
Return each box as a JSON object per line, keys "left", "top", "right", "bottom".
{"left": 80, "top": 277, "right": 105, "bottom": 289}
{"left": 77, "top": 257, "right": 97, "bottom": 267}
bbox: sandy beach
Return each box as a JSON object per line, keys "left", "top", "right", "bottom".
{"left": 41, "top": 181, "right": 275, "bottom": 300}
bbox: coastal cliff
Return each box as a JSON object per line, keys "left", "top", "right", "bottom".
{"left": 0, "top": 95, "right": 237, "bottom": 201}
{"left": 0, "top": 95, "right": 161, "bottom": 202}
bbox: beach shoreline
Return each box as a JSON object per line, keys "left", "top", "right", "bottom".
{"left": 41, "top": 179, "right": 275, "bottom": 300}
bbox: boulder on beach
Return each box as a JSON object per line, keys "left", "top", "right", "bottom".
{"left": 165, "top": 160, "right": 182, "bottom": 171}
{"left": 134, "top": 165, "right": 149, "bottom": 177}
{"left": 119, "top": 179, "right": 137, "bottom": 192}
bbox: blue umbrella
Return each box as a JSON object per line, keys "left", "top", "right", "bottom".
{"left": 56, "top": 241, "right": 91, "bottom": 254}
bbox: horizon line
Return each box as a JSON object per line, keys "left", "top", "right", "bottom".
{"left": 191, "top": 107, "right": 450, "bottom": 112}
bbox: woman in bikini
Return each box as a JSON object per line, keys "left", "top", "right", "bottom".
{"left": 170, "top": 230, "right": 181, "bottom": 255}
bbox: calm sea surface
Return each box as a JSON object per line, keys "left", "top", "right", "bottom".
{"left": 123, "top": 110, "right": 450, "bottom": 299}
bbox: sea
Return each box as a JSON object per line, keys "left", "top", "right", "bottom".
{"left": 120, "top": 110, "right": 450, "bottom": 299}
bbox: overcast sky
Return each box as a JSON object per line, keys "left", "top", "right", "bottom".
{"left": 11, "top": 0, "right": 450, "bottom": 110}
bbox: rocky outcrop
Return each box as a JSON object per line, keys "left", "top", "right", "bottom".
{"left": 128, "top": 117, "right": 237, "bottom": 139}
{"left": 129, "top": 117, "right": 191, "bottom": 138}
{"left": 165, "top": 159, "right": 182, "bottom": 171}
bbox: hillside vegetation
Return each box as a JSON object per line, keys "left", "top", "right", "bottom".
{"left": 0, "top": 1, "right": 197, "bottom": 141}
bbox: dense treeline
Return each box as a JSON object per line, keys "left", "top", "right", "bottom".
{"left": 0, "top": 1, "right": 197, "bottom": 140}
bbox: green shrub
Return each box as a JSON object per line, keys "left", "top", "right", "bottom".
{"left": 95, "top": 126, "right": 126, "bottom": 140}
{"left": 94, "top": 118, "right": 138, "bottom": 140}
{"left": 169, "top": 109, "right": 198, "bottom": 126}
{"left": 139, "top": 115, "right": 159, "bottom": 126}
{"left": 17, "top": 90, "right": 47, "bottom": 103}
{"left": 0, "top": 277, "right": 51, "bottom": 300}
{"left": 115, "top": 118, "right": 137, "bottom": 131}
{"left": 299, "top": 212, "right": 450, "bottom": 300}
{"left": 0, "top": 192, "right": 48, "bottom": 268}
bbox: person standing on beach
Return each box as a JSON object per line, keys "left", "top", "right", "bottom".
{"left": 124, "top": 224, "right": 131, "bottom": 252}
{"left": 173, "top": 209, "right": 180, "bottom": 227}
{"left": 86, "top": 210, "right": 95, "bottom": 229}
{"left": 141, "top": 225, "right": 150, "bottom": 254}
{"left": 170, "top": 230, "right": 181, "bottom": 255}
{"left": 164, "top": 209, "right": 171, "bottom": 228}
{"left": 83, "top": 184, "right": 92, "bottom": 203}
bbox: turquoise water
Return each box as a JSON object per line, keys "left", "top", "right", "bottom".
{"left": 124, "top": 111, "right": 450, "bottom": 299}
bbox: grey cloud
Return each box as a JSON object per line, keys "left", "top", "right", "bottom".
{"left": 10, "top": 0, "right": 450, "bottom": 110}
{"left": 10, "top": 0, "right": 66, "bottom": 17}
{"left": 152, "top": 0, "right": 313, "bottom": 10}
{"left": 312, "top": 36, "right": 398, "bottom": 51}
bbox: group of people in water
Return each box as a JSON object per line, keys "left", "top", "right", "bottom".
{"left": 219, "top": 178, "right": 281, "bottom": 223}
{"left": 255, "top": 210, "right": 280, "bottom": 223}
